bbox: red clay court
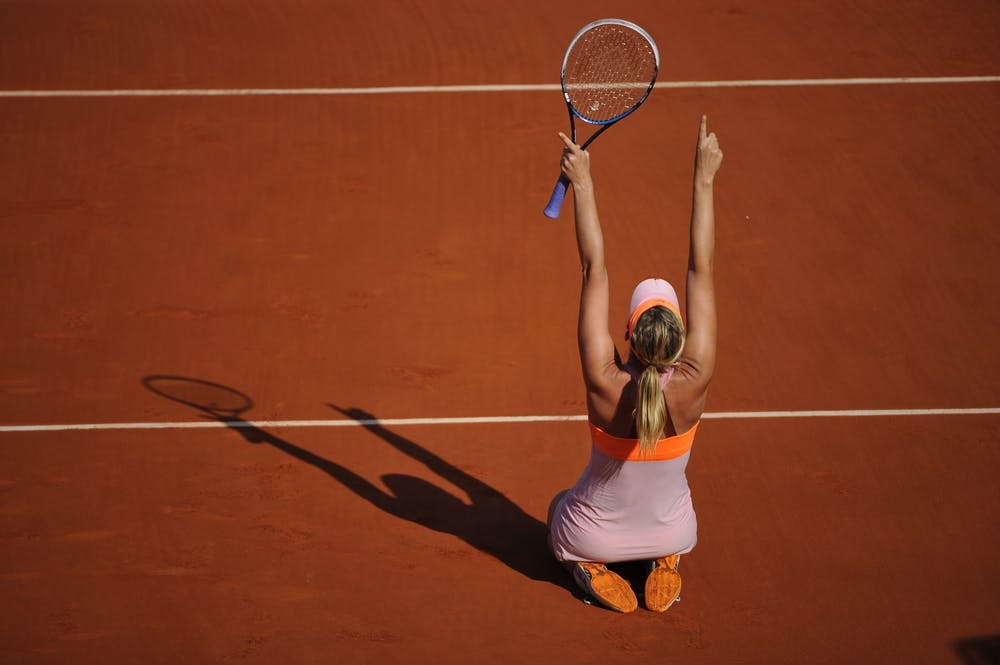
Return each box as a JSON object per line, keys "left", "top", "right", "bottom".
{"left": 1, "top": 2, "right": 999, "bottom": 663}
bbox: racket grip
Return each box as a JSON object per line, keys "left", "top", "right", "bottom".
{"left": 543, "top": 175, "right": 570, "bottom": 219}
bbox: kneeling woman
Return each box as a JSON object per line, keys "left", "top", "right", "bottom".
{"left": 547, "top": 116, "right": 723, "bottom": 613}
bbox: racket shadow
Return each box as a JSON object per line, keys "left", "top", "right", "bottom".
{"left": 140, "top": 375, "right": 567, "bottom": 590}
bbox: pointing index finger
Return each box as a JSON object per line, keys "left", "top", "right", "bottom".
{"left": 699, "top": 115, "right": 708, "bottom": 141}
{"left": 558, "top": 132, "right": 578, "bottom": 151}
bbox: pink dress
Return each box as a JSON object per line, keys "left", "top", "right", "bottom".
{"left": 549, "top": 369, "right": 699, "bottom": 563}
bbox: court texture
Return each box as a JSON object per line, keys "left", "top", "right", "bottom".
{"left": 1, "top": 2, "right": 998, "bottom": 664}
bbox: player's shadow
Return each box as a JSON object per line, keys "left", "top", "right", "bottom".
{"left": 321, "top": 404, "right": 565, "bottom": 587}
{"left": 953, "top": 635, "right": 1000, "bottom": 665}
{"left": 141, "top": 376, "right": 565, "bottom": 588}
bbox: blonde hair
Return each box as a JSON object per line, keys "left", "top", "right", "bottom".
{"left": 630, "top": 306, "right": 686, "bottom": 455}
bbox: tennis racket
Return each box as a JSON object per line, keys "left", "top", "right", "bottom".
{"left": 543, "top": 18, "right": 659, "bottom": 219}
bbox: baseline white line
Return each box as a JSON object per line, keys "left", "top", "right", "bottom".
{"left": 0, "top": 408, "right": 996, "bottom": 433}
{"left": 0, "top": 76, "right": 998, "bottom": 98}
{"left": 702, "top": 408, "right": 1000, "bottom": 419}
{"left": 658, "top": 75, "right": 1000, "bottom": 88}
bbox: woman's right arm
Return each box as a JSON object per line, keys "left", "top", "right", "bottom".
{"left": 679, "top": 116, "right": 723, "bottom": 392}
{"left": 558, "top": 133, "right": 619, "bottom": 400}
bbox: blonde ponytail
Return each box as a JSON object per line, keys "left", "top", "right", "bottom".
{"left": 630, "top": 305, "right": 687, "bottom": 456}
{"left": 636, "top": 364, "right": 666, "bottom": 455}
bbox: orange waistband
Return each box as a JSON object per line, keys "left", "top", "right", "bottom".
{"left": 589, "top": 421, "right": 699, "bottom": 462}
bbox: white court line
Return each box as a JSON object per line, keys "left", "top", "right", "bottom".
{"left": 0, "top": 76, "right": 998, "bottom": 98}
{"left": 0, "top": 408, "right": 997, "bottom": 433}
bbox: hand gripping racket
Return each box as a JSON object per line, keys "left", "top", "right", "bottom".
{"left": 543, "top": 19, "right": 659, "bottom": 219}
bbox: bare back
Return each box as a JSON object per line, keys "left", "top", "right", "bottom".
{"left": 563, "top": 114, "right": 721, "bottom": 443}
{"left": 583, "top": 351, "right": 709, "bottom": 439}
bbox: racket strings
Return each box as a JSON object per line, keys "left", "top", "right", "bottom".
{"left": 564, "top": 24, "right": 657, "bottom": 122}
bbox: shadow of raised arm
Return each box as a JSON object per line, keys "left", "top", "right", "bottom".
{"left": 141, "top": 376, "right": 564, "bottom": 586}
{"left": 328, "top": 403, "right": 503, "bottom": 502}
{"left": 221, "top": 416, "right": 399, "bottom": 514}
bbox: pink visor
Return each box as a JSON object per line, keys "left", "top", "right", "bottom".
{"left": 626, "top": 278, "right": 681, "bottom": 339}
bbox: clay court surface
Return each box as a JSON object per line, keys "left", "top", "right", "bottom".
{"left": 1, "top": 2, "right": 999, "bottom": 663}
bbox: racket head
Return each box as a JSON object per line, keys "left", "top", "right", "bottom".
{"left": 560, "top": 18, "right": 660, "bottom": 126}
{"left": 142, "top": 375, "right": 253, "bottom": 419}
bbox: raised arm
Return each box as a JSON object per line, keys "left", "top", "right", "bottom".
{"left": 558, "top": 133, "right": 618, "bottom": 396}
{"left": 679, "top": 116, "right": 723, "bottom": 391}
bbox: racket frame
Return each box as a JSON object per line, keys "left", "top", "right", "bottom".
{"left": 543, "top": 18, "right": 660, "bottom": 218}
{"left": 560, "top": 18, "right": 660, "bottom": 148}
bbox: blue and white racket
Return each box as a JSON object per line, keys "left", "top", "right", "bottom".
{"left": 543, "top": 19, "right": 660, "bottom": 219}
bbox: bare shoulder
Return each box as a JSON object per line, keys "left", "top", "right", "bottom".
{"left": 584, "top": 362, "right": 633, "bottom": 428}
{"left": 665, "top": 360, "right": 711, "bottom": 430}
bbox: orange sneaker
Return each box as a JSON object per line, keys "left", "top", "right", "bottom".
{"left": 572, "top": 562, "right": 638, "bottom": 613}
{"left": 644, "top": 555, "right": 682, "bottom": 612}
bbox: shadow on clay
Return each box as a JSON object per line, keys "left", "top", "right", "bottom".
{"left": 141, "top": 375, "right": 569, "bottom": 591}
{"left": 952, "top": 635, "right": 1000, "bottom": 665}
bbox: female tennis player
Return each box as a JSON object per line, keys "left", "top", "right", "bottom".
{"left": 547, "top": 115, "right": 723, "bottom": 613}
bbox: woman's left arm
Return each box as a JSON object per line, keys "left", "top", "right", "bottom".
{"left": 559, "top": 133, "right": 618, "bottom": 393}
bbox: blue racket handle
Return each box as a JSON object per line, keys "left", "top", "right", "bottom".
{"left": 543, "top": 174, "right": 570, "bottom": 219}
